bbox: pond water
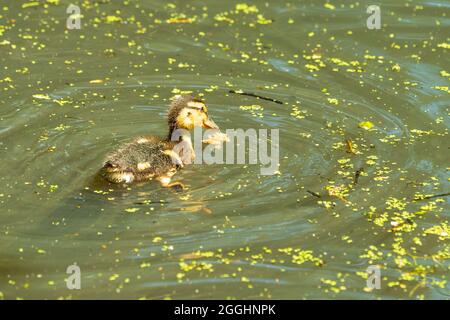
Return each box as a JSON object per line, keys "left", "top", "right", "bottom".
{"left": 0, "top": 0, "right": 449, "bottom": 299}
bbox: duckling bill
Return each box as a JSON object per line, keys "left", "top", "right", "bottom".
{"left": 101, "top": 95, "right": 222, "bottom": 189}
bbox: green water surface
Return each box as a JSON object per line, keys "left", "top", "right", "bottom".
{"left": 0, "top": 0, "right": 449, "bottom": 299}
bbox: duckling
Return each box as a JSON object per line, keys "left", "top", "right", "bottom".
{"left": 101, "top": 95, "right": 220, "bottom": 189}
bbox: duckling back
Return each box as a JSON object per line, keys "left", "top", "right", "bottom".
{"left": 101, "top": 136, "right": 177, "bottom": 184}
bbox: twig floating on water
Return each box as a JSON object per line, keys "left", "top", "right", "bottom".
{"left": 413, "top": 192, "right": 450, "bottom": 201}
{"left": 306, "top": 190, "right": 321, "bottom": 198}
{"left": 229, "top": 90, "right": 284, "bottom": 105}
{"left": 354, "top": 167, "right": 364, "bottom": 185}
{"left": 345, "top": 138, "right": 356, "bottom": 154}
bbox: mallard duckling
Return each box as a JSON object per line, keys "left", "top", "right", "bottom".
{"left": 101, "top": 95, "right": 220, "bottom": 189}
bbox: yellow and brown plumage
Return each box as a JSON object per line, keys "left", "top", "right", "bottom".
{"left": 101, "top": 95, "right": 219, "bottom": 188}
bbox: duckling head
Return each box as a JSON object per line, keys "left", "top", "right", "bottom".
{"left": 168, "top": 95, "right": 219, "bottom": 138}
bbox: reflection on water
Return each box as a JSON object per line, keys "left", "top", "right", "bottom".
{"left": 0, "top": 0, "right": 448, "bottom": 299}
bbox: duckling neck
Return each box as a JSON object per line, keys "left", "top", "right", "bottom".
{"left": 166, "top": 126, "right": 195, "bottom": 165}
{"left": 167, "top": 126, "right": 177, "bottom": 141}
{"left": 167, "top": 125, "right": 190, "bottom": 142}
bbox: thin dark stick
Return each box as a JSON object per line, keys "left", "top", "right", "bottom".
{"left": 229, "top": 90, "right": 284, "bottom": 105}
{"left": 306, "top": 190, "right": 321, "bottom": 198}
{"left": 354, "top": 168, "right": 364, "bottom": 185}
{"left": 414, "top": 192, "right": 450, "bottom": 201}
